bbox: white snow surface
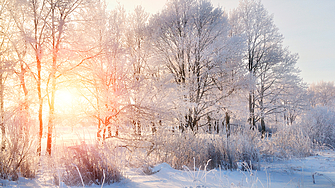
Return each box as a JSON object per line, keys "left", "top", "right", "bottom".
{"left": 2, "top": 126, "right": 335, "bottom": 187}
{"left": 0, "top": 150, "right": 335, "bottom": 187}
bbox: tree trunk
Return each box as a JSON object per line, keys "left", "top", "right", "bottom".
{"left": 0, "top": 73, "right": 5, "bottom": 151}
{"left": 261, "top": 117, "right": 265, "bottom": 138}
{"left": 207, "top": 115, "right": 212, "bottom": 133}
{"left": 137, "top": 121, "right": 141, "bottom": 136}
{"left": 249, "top": 92, "right": 256, "bottom": 129}
{"left": 260, "top": 85, "right": 266, "bottom": 137}
{"left": 103, "top": 124, "right": 106, "bottom": 140}
{"left": 151, "top": 122, "right": 156, "bottom": 134}
{"left": 19, "top": 63, "right": 29, "bottom": 140}
{"left": 225, "top": 112, "right": 230, "bottom": 138}
{"left": 107, "top": 126, "right": 112, "bottom": 138}
{"left": 46, "top": 58, "right": 56, "bottom": 155}
{"left": 46, "top": 1, "right": 57, "bottom": 155}
{"left": 37, "top": 57, "right": 43, "bottom": 155}
{"left": 97, "top": 119, "right": 102, "bottom": 141}
{"left": 31, "top": 0, "right": 44, "bottom": 155}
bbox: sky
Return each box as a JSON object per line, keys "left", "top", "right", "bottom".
{"left": 107, "top": 0, "right": 335, "bottom": 84}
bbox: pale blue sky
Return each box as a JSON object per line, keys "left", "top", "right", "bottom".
{"left": 108, "top": 0, "right": 335, "bottom": 84}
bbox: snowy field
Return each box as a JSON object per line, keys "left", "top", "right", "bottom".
{"left": 1, "top": 150, "right": 335, "bottom": 187}
{"left": 1, "top": 126, "right": 335, "bottom": 188}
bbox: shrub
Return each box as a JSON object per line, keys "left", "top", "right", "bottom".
{"left": 261, "top": 124, "right": 312, "bottom": 159}
{"left": 303, "top": 106, "right": 335, "bottom": 148}
{"left": 150, "top": 127, "right": 260, "bottom": 170}
{"left": 0, "top": 115, "right": 38, "bottom": 181}
{"left": 54, "top": 142, "right": 122, "bottom": 186}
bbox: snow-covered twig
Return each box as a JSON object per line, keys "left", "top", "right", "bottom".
{"left": 312, "top": 172, "right": 335, "bottom": 186}
{"left": 101, "top": 169, "right": 105, "bottom": 188}
{"left": 72, "top": 164, "right": 85, "bottom": 187}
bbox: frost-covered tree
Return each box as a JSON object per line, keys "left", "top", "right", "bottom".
{"left": 44, "top": 0, "right": 94, "bottom": 155}
{"left": 256, "top": 48, "right": 301, "bottom": 130}
{"left": 9, "top": 0, "right": 90, "bottom": 154}
{"left": 10, "top": 0, "right": 50, "bottom": 154}
{"left": 230, "top": 0, "right": 302, "bottom": 134}
{"left": 75, "top": 2, "right": 130, "bottom": 141}
{"left": 151, "top": 0, "right": 243, "bottom": 132}
{"left": 126, "top": 5, "right": 152, "bottom": 135}
{"left": 0, "top": 0, "right": 17, "bottom": 150}
{"left": 308, "top": 81, "right": 335, "bottom": 108}
{"left": 277, "top": 78, "right": 308, "bottom": 126}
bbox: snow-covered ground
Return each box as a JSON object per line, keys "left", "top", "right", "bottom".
{"left": 2, "top": 126, "right": 335, "bottom": 187}
{"left": 108, "top": 151, "right": 335, "bottom": 188}
{"left": 1, "top": 150, "right": 334, "bottom": 187}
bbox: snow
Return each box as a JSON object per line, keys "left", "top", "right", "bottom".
{"left": 3, "top": 126, "right": 335, "bottom": 188}
{"left": 1, "top": 150, "right": 335, "bottom": 187}
{"left": 3, "top": 126, "right": 335, "bottom": 187}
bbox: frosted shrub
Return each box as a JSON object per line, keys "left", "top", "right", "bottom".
{"left": 262, "top": 124, "right": 312, "bottom": 159}
{"left": 220, "top": 127, "right": 260, "bottom": 170}
{"left": 0, "top": 116, "right": 38, "bottom": 180}
{"left": 303, "top": 106, "right": 335, "bottom": 148}
{"left": 152, "top": 130, "right": 209, "bottom": 169}
{"left": 151, "top": 127, "right": 260, "bottom": 170}
{"left": 55, "top": 142, "right": 121, "bottom": 186}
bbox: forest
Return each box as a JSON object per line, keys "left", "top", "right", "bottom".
{"left": 0, "top": 0, "right": 335, "bottom": 186}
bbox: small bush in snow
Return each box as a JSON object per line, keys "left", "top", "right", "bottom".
{"left": 150, "top": 127, "right": 260, "bottom": 170}
{"left": 0, "top": 115, "right": 38, "bottom": 181}
{"left": 261, "top": 124, "right": 312, "bottom": 159}
{"left": 303, "top": 106, "right": 335, "bottom": 148}
{"left": 54, "top": 142, "right": 121, "bottom": 186}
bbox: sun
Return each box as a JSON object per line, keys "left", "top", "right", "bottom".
{"left": 56, "top": 89, "right": 75, "bottom": 109}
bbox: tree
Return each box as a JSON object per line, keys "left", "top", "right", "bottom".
{"left": 126, "top": 5, "right": 165, "bottom": 135}
{"left": 308, "top": 81, "right": 335, "bottom": 108}
{"left": 256, "top": 48, "right": 300, "bottom": 132}
{"left": 0, "top": 0, "right": 16, "bottom": 150}
{"left": 76, "top": 3, "right": 130, "bottom": 141}
{"left": 46, "top": 0, "right": 95, "bottom": 155}
{"left": 10, "top": 0, "right": 52, "bottom": 154}
{"left": 151, "top": 0, "right": 241, "bottom": 132}
{"left": 230, "top": 0, "right": 302, "bottom": 135}
{"left": 279, "top": 80, "right": 308, "bottom": 126}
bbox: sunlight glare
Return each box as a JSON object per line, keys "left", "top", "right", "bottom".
{"left": 56, "top": 89, "right": 74, "bottom": 108}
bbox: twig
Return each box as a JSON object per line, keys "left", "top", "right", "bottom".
{"left": 312, "top": 172, "right": 335, "bottom": 186}
{"left": 101, "top": 169, "right": 105, "bottom": 188}
{"left": 72, "top": 164, "right": 85, "bottom": 187}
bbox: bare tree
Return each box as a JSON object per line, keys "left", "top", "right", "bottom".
{"left": 230, "top": 0, "right": 302, "bottom": 135}
{"left": 0, "top": 0, "right": 16, "bottom": 150}
{"left": 308, "top": 81, "right": 335, "bottom": 108}
{"left": 126, "top": 5, "right": 154, "bottom": 135}
{"left": 46, "top": 0, "right": 92, "bottom": 155}
{"left": 10, "top": 0, "right": 52, "bottom": 154}
{"left": 74, "top": 3, "right": 129, "bottom": 141}
{"left": 151, "top": 0, "right": 241, "bottom": 132}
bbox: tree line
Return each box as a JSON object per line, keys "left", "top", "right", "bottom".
{"left": 0, "top": 0, "right": 330, "bottom": 156}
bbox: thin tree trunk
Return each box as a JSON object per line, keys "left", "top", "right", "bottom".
{"left": 225, "top": 112, "right": 230, "bottom": 138}
{"left": 37, "top": 57, "right": 43, "bottom": 155}
{"left": 249, "top": 92, "right": 256, "bottom": 129}
{"left": 47, "top": 0, "right": 56, "bottom": 155}
{"left": 261, "top": 117, "right": 265, "bottom": 137}
{"left": 103, "top": 124, "right": 106, "bottom": 140}
{"left": 260, "top": 85, "right": 266, "bottom": 137}
{"left": 207, "top": 115, "right": 212, "bottom": 133}
{"left": 97, "top": 119, "right": 101, "bottom": 141}
{"left": 0, "top": 73, "right": 5, "bottom": 151}
{"left": 19, "top": 63, "right": 29, "bottom": 140}
{"left": 32, "top": 0, "right": 44, "bottom": 155}
{"left": 46, "top": 68, "right": 56, "bottom": 155}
